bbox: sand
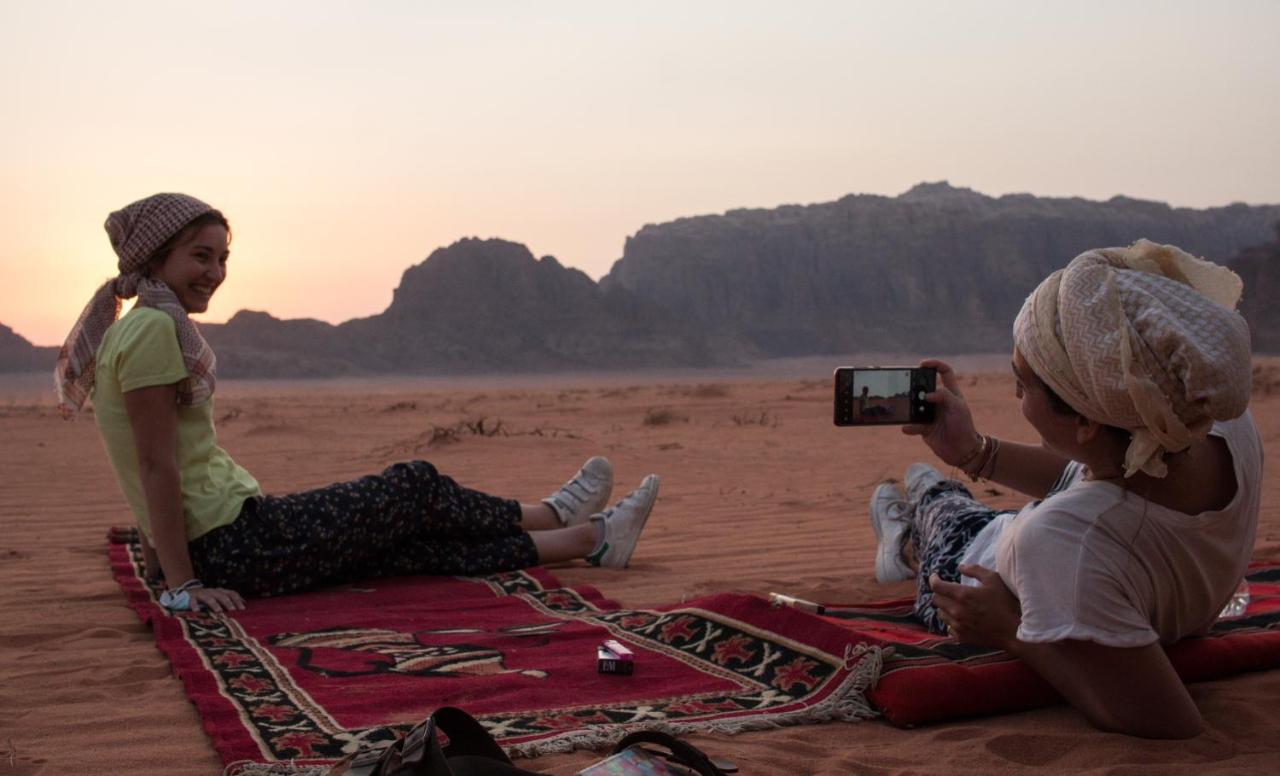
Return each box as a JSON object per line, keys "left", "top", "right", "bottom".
{"left": 3, "top": 364, "right": 1280, "bottom": 774}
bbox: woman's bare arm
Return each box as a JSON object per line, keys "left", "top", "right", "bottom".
{"left": 123, "top": 384, "right": 244, "bottom": 612}
{"left": 1013, "top": 638, "right": 1202, "bottom": 739}
{"left": 904, "top": 359, "right": 1070, "bottom": 499}
{"left": 983, "top": 439, "right": 1073, "bottom": 500}
{"left": 124, "top": 384, "right": 193, "bottom": 583}
{"left": 138, "top": 529, "right": 162, "bottom": 581}
{"left": 931, "top": 566, "right": 1202, "bottom": 739}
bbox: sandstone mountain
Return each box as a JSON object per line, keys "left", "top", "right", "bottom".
{"left": 602, "top": 182, "right": 1280, "bottom": 355}
{"left": 5, "top": 184, "right": 1280, "bottom": 377}
{"left": 0, "top": 324, "right": 57, "bottom": 373}
{"left": 198, "top": 238, "right": 722, "bottom": 377}
{"left": 1231, "top": 225, "right": 1280, "bottom": 353}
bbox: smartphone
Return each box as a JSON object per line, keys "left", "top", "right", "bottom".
{"left": 833, "top": 366, "right": 936, "bottom": 426}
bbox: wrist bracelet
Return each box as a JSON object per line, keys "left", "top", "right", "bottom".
{"left": 958, "top": 434, "right": 988, "bottom": 474}
{"left": 975, "top": 436, "right": 1002, "bottom": 481}
{"left": 962, "top": 435, "right": 1003, "bottom": 484}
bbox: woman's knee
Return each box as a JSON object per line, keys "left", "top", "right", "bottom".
{"left": 382, "top": 459, "right": 440, "bottom": 483}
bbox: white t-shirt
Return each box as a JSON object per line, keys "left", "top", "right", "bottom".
{"left": 959, "top": 412, "right": 1261, "bottom": 648}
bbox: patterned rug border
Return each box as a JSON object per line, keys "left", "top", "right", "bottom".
{"left": 110, "top": 542, "right": 883, "bottom": 764}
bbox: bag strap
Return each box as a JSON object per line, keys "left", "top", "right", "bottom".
{"left": 431, "top": 707, "right": 541, "bottom": 776}
{"left": 397, "top": 716, "right": 453, "bottom": 774}
{"left": 610, "top": 731, "right": 727, "bottom": 776}
{"left": 327, "top": 716, "right": 453, "bottom": 776}
{"left": 430, "top": 707, "right": 513, "bottom": 763}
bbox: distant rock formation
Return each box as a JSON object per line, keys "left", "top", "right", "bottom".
{"left": 363, "top": 237, "right": 724, "bottom": 371}
{"left": 199, "top": 238, "right": 725, "bottom": 377}
{"left": 6, "top": 184, "right": 1280, "bottom": 378}
{"left": 1231, "top": 225, "right": 1280, "bottom": 353}
{"left": 0, "top": 324, "right": 57, "bottom": 373}
{"left": 602, "top": 182, "right": 1280, "bottom": 355}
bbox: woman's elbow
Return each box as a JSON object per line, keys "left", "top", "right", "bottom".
{"left": 136, "top": 453, "right": 180, "bottom": 484}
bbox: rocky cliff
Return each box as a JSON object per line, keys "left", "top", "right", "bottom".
{"left": 360, "top": 237, "right": 722, "bottom": 371}
{"left": 602, "top": 182, "right": 1280, "bottom": 355}
{"left": 198, "top": 238, "right": 722, "bottom": 376}
{"left": 1231, "top": 226, "right": 1280, "bottom": 353}
{"left": 7, "top": 184, "right": 1280, "bottom": 378}
{"left": 0, "top": 324, "right": 57, "bottom": 373}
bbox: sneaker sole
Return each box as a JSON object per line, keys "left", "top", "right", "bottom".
{"left": 869, "top": 483, "right": 902, "bottom": 543}
{"left": 870, "top": 483, "right": 911, "bottom": 583}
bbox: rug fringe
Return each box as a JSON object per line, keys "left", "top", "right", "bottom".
{"left": 505, "top": 643, "right": 885, "bottom": 758}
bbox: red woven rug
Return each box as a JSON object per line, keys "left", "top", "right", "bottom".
{"left": 819, "top": 561, "right": 1280, "bottom": 726}
{"left": 110, "top": 543, "right": 880, "bottom": 766}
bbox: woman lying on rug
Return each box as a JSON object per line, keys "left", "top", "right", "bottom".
{"left": 867, "top": 240, "right": 1259, "bottom": 739}
{"left": 56, "top": 193, "right": 658, "bottom": 615}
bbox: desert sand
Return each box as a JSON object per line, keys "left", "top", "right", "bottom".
{"left": 3, "top": 361, "right": 1280, "bottom": 775}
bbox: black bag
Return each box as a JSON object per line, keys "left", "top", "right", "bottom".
{"left": 327, "top": 707, "right": 733, "bottom": 776}
{"left": 327, "top": 706, "right": 539, "bottom": 776}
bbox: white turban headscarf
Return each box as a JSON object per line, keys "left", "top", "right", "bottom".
{"left": 1013, "top": 239, "right": 1252, "bottom": 478}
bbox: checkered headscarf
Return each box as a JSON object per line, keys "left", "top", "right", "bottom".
{"left": 55, "top": 193, "right": 220, "bottom": 417}
{"left": 1013, "top": 240, "right": 1252, "bottom": 478}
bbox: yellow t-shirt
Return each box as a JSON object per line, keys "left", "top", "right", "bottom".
{"left": 92, "top": 306, "right": 261, "bottom": 542}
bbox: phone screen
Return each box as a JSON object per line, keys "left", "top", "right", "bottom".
{"left": 833, "top": 366, "right": 935, "bottom": 426}
{"left": 850, "top": 368, "right": 914, "bottom": 423}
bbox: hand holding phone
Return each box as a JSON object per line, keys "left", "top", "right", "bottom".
{"left": 899, "top": 358, "right": 984, "bottom": 468}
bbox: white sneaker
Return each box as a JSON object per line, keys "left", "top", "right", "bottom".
{"left": 587, "top": 475, "right": 660, "bottom": 569}
{"left": 904, "top": 462, "right": 944, "bottom": 506}
{"left": 544, "top": 456, "right": 613, "bottom": 526}
{"left": 870, "top": 482, "right": 914, "bottom": 583}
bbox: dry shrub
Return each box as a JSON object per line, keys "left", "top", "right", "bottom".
{"left": 599, "top": 386, "right": 642, "bottom": 398}
{"left": 659, "top": 383, "right": 730, "bottom": 398}
{"left": 690, "top": 383, "right": 730, "bottom": 398}
{"left": 461, "top": 417, "right": 506, "bottom": 436}
{"left": 420, "top": 417, "right": 580, "bottom": 448}
{"left": 427, "top": 425, "right": 461, "bottom": 445}
{"left": 730, "top": 409, "right": 778, "bottom": 427}
{"left": 642, "top": 407, "right": 688, "bottom": 426}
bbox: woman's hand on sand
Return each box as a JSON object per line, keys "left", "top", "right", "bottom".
{"left": 903, "top": 358, "right": 981, "bottom": 467}
{"left": 187, "top": 586, "right": 246, "bottom": 614}
{"left": 929, "top": 564, "right": 1020, "bottom": 649}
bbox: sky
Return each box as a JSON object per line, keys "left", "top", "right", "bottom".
{"left": 2, "top": 1, "right": 1278, "bottom": 346}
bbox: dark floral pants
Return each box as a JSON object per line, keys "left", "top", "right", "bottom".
{"left": 909, "top": 479, "right": 1007, "bottom": 634}
{"left": 190, "top": 460, "right": 539, "bottom": 597}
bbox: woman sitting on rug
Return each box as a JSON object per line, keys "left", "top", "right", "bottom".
{"left": 866, "top": 240, "right": 1259, "bottom": 739}
{"left": 57, "top": 193, "right": 659, "bottom": 615}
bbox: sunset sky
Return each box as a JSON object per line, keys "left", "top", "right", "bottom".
{"left": 2, "top": 1, "right": 1277, "bottom": 346}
